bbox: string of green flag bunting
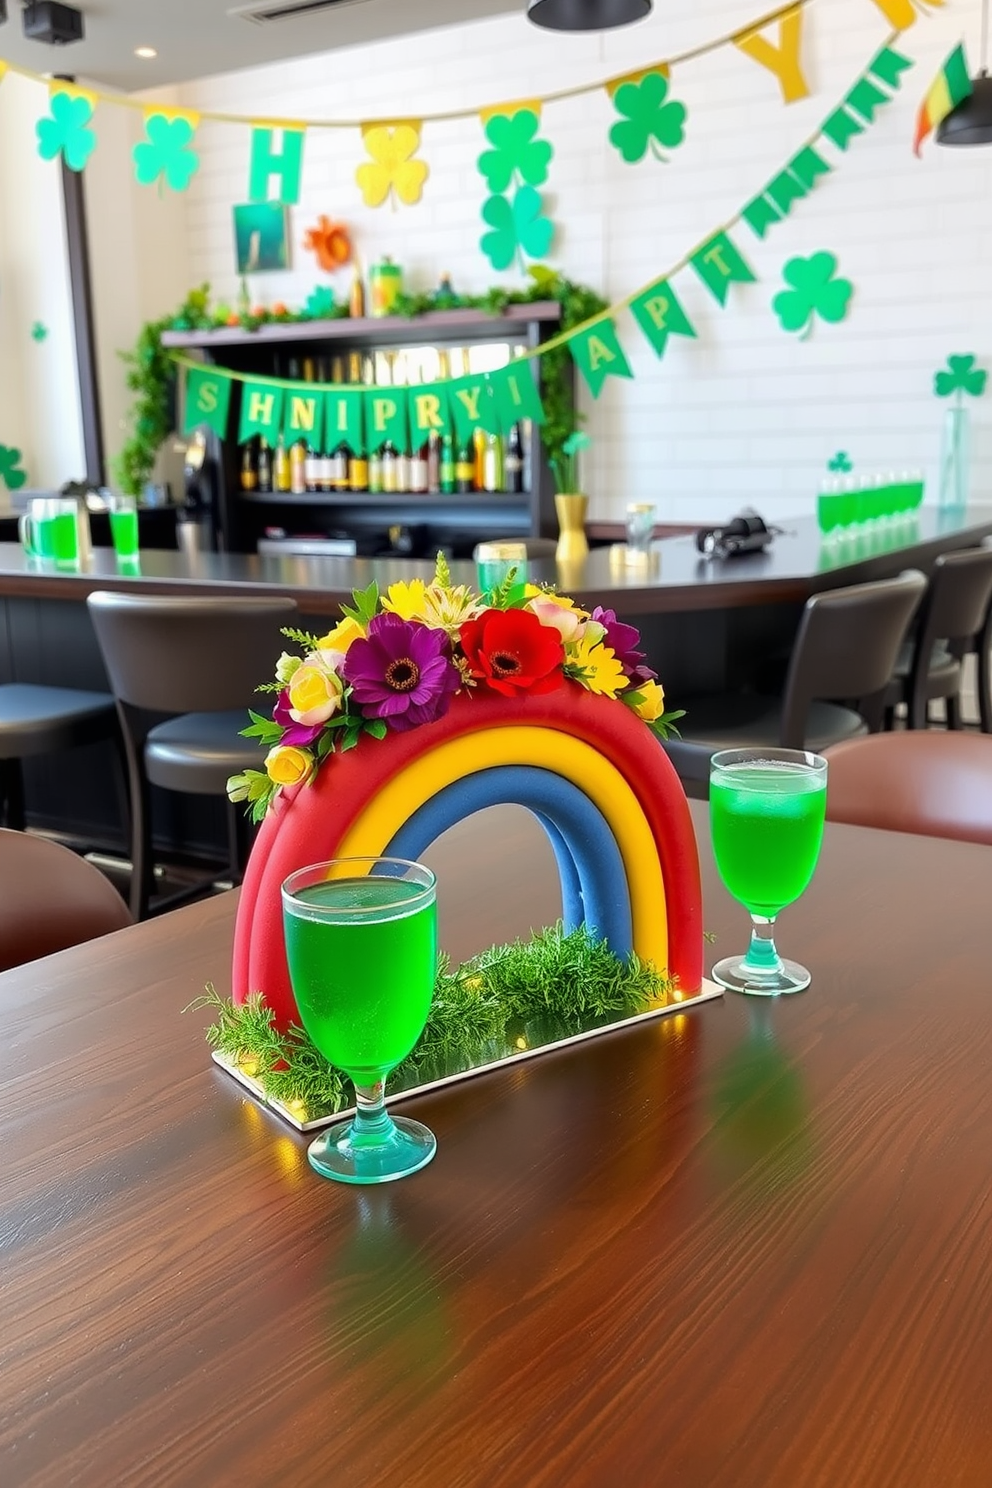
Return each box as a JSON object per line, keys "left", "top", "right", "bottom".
{"left": 176, "top": 32, "right": 915, "bottom": 449}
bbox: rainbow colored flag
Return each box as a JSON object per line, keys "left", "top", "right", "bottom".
{"left": 914, "top": 44, "right": 972, "bottom": 155}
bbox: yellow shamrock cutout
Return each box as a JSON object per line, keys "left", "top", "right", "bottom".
{"left": 356, "top": 122, "right": 429, "bottom": 208}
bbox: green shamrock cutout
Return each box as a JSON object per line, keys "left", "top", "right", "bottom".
{"left": 477, "top": 110, "right": 553, "bottom": 193}
{"left": 772, "top": 253, "right": 853, "bottom": 339}
{"left": 828, "top": 451, "right": 853, "bottom": 472}
{"left": 480, "top": 186, "right": 554, "bottom": 271}
{"left": 133, "top": 115, "right": 200, "bottom": 192}
{"left": 609, "top": 72, "right": 688, "bottom": 164}
{"left": 0, "top": 445, "right": 28, "bottom": 491}
{"left": 31, "top": 322, "right": 48, "bottom": 343}
{"left": 304, "top": 286, "right": 336, "bottom": 318}
{"left": 934, "top": 355, "right": 987, "bottom": 398}
{"left": 36, "top": 93, "right": 97, "bottom": 173}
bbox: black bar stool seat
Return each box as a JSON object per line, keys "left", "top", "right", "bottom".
{"left": 0, "top": 683, "right": 119, "bottom": 830}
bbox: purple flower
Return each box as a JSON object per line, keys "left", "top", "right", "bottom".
{"left": 343, "top": 614, "right": 460, "bottom": 732}
{"left": 590, "top": 607, "right": 650, "bottom": 677}
{"left": 273, "top": 689, "right": 325, "bottom": 747}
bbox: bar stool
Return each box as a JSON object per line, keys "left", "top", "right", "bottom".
{"left": 662, "top": 570, "right": 927, "bottom": 797}
{"left": 87, "top": 592, "right": 297, "bottom": 920}
{"left": 0, "top": 683, "right": 119, "bottom": 830}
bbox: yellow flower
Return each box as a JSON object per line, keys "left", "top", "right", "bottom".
{"left": 382, "top": 579, "right": 427, "bottom": 620}
{"left": 317, "top": 616, "right": 365, "bottom": 654}
{"left": 265, "top": 745, "right": 313, "bottom": 787}
{"left": 632, "top": 679, "right": 666, "bottom": 722}
{"left": 568, "top": 634, "right": 628, "bottom": 698}
{"left": 288, "top": 662, "right": 344, "bottom": 726}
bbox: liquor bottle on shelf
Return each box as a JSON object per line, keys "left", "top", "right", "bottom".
{"left": 349, "top": 266, "right": 365, "bottom": 319}
{"left": 347, "top": 353, "right": 369, "bottom": 491}
{"left": 409, "top": 438, "right": 429, "bottom": 494}
{"left": 240, "top": 439, "right": 257, "bottom": 493}
{"left": 381, "top": 442, "right": 399, "bottom": 494}
{"left": 302, "top": 358, "right": 320, "bottom": 493}
{"left": 289, "top": 437, "right": 306, "bottom": 495}
{"left": 257, "top": 437, "right": 273, "bottom": 494}
{"left": 482, "top": 432, "right": 504, "bottom": 493}
{"left": 274, "top": 434, "right": 291, "bottom": 493}
{"left": 426, "top": 430, "right": 441, "bottom": 494}
{"left": 368, "top": 447, "right": 384, "bottom": 494}
{"left": 328, "top": 358, "right": 350, "bottom": 492}
{"left": 473, "top": 427, "right": 487, "bottom": 492}
{"left": 390, "top": 352, "right": 410, "bottom": 492}
{"left": 455, "top": 438, "right": 474, "bottom": 495}
{"left": 440, "top": 433, "right": 456, "bottom": 494}
{"left": 505, "top": 423, "right": 524, "bottom": 493}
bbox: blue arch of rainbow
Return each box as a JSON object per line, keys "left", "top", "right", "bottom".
{"left": 233, "top": 688, "right": 703, "bottom": 1031}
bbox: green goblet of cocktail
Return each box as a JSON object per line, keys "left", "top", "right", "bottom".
{"left": 709, "top": 748, "right": 827, "bottom": 995}
{"left": 281, "top": 856, "right": 437, "bottom": 1183}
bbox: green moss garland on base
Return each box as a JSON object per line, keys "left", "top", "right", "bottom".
{"left": 192, "top": 924, "right": 675, "bottom": 1123}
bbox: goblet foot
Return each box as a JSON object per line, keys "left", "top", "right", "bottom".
{"left": 711, "top": 953, "right": 811, "bottom": 997}
{"left": 307, "top": 1113, "right": 436, "bottom": 1185}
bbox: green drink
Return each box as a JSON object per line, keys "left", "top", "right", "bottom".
{"left": 710, "top": 765, "right": 826, "bottom": 918}
{"left": 51, "top": 510, "right": 79, "bottom": 566}
{"left": 281, "top": 857, "right": 438, "bottom": 1184}
{"left": 284, "top": 876, "right": 436, "bottom": 1080}
{"left": 709, "top": 749, "right": 828, "bottom": 997}
{"left": 109, "top": 505, "right": 139, "bottom": 559}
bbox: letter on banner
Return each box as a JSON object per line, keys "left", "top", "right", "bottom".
{"left": 734, "top": 5, "right": 809, "bottom": 103}
{"left": 183, "top": 367, "right": 231, "bottom": 438}
{"left": 689, "top": 232, "right": 757, "bottom": 307}
{"left": 238, "top": 381, "right": 284, "bottom": 443}
{"left": 569, "top": 320, "right": 634, "bottom": 399}
{"left": 249, "top": 127, "right": 306, "bottom": 205}
{"left": 867, "top": 0, "right": 942, "bottom": 30}
{"left": 629, "top": 279, "right": 697, "bottom": 359}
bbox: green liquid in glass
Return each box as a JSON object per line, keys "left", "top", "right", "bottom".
{"left": 51, "top": 511, "right": 78, "bottom": 565}
{"left": 110, "top": 507, "right": 139, "bottom": 558}
{"left": 710, "top": 765, "right": 826, "bottom": 918}
{"left": 284, "top": 876, "right": 436, "bottom": 1081}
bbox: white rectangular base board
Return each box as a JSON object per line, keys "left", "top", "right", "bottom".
{"left": 212, "top": 979, "right": 724, "bottom": 1133}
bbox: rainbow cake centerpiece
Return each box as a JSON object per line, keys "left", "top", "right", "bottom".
{"left": 213, "top": 555, "right": 708, "bottom": 1126}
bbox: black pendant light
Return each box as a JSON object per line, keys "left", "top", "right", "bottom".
{"left": 527, "top": 0, "right": 651, "bottom": 32}
{"left": 937, "top": 0, "right": 992, "bottom": 144}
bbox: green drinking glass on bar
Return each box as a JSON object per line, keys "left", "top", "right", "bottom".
{"left": 282, "top": 856, "right": 438, "bottom": 1184}
{"left": 709, "top": 748, "right": 827, "bottom": 996}
{"left": 108, "top": 495, "right": 139, "bottom": 560}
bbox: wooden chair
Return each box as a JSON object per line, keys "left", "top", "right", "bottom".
{"left": 87, "top": 592, "right": 297, "bottom": 920}
{"left": 0, "top": 829, "right": 132, "bottom": 972}
{"left": 824, "top": 731, "right": 992, "bottom": 846}
{"left": 662, "top": 570, "right": 927, "bottom": 797}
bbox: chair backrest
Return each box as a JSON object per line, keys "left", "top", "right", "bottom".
{"left": 780, "top": 569, "right": 926, "bottom": 748}
{"left": 0, "top": 829, "right": 133, "bottom": 972}
{"left": 918, "top": 545, "right": 992, "bottom": 657}
{"left": 87, "top": 593, "right": 298, "bottom": 714}
{"left": 824, "top": 732, "right": 992, "bottom": 845}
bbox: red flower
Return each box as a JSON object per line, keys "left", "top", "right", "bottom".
{"left": 459, "top": 608, "right": 564, "bottom": 697}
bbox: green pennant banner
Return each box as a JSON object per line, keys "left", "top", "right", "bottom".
{"left": 630, "top": 278, "right": 696, "bottom": 359}
{"left": 821, "top": 106, "right": 865, "bottom": 151}
{"left": 282, "top": 386, "right": 323, "bottom": 448}
{"left": 690, "top": 232, "right": 756, "bottom": 307}
{"left": 489, "top": 362, "right": 545, "bottom": 433}
{"left": 447, "top": 375, "right": 495, "bottom": 444}
{"left": 845, "top": 76, "right": 890, "bottom": 124}
{"left": 364, "top": 388, "right": 408, "bottom": 454}
{"left": 868, "top": 44, "right": 913, "bottom": 92}
{"left": 569, "top": 319, "right": 633, "bottom": 399}
{"left": 183, "top": 367, "right": 232, "bottom": 439}
{"left": 742, "top": 194, "right": 782, "bottom": 239}
{"left": 790, "top": 145, "right": 831, "bottom": 192}
{"left": 767, "top": 170, "right": 807, "bottom": 219}
{"left": 408, "top": 383, "right": 452, "bottom": 444}
{"left": 248, "top": 127, "right": 305, "bottom": 206}
{"left": 238, "top": 381, "right": 284, "bottom": 444}
{"left": 325, "top": 389, "right": 365, "bottom": 452}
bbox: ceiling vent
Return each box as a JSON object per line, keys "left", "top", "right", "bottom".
{"left": 229, "top": 0, "right": 368, "bottom": 24}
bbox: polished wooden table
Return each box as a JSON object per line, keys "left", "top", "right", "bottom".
{"left": 2, "top": 802, "right": 990, "bottom": 1486}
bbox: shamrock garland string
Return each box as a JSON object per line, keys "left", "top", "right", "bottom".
{"left": 772, "top": 252, "right": 853, "bottom": 339}
{"left": 477, "top": 109, "right": 555, "bottom": 273}
{"left": 609, "top": 72, "right": 688, "bottom": 165}
{"left": 36, "top": 92, "right": 97, "bottom": 172}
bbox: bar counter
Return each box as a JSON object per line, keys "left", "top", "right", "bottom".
{"left": 3, "top": 505, "right": 990, "bottom": 855}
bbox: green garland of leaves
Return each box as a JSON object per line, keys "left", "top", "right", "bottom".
{"left": 117, "top": 269, "right": 606, "bottom": 499}
{"left": 191, "top": 923, "right": 675, "bottom": 1122}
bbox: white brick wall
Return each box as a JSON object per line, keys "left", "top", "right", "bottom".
{"left": 163, "top": 0, "right": 991, "bottom": 526}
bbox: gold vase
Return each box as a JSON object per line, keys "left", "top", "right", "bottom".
{"left": 555, "top": 492, "right": 589, "bottom": 564}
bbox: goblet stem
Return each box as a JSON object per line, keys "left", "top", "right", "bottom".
{"left": 740, "top": 916, "right": 785, "bottom": 978}
{"left": 352, "top": 1079, "right": 394, "bottom": 1141}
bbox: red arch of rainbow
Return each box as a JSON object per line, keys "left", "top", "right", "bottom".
{"left": 233, "top": 688, "right": 703, "bottom": 1030}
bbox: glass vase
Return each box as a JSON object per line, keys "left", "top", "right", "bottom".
{"left": 938, "top": 403, "right": 970, "bottom": 512}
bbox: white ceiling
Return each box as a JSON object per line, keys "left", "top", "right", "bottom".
{"left": 0, "top": 0, "right": 521, "bottom": 92}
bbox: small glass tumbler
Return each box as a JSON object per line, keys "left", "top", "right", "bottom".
{"left": 108, "top": 495, "right": 139, "bottom": 561}
{"left": 474, "top": 540, "right": 528, "bottom": 594}
{"left": 625, "top": 503, "right": 655, "bottom": 556}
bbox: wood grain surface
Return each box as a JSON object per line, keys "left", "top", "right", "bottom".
{"left": 1, "top": 803, "right": 991, "bottom": 1487}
